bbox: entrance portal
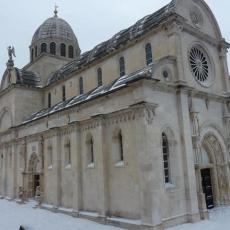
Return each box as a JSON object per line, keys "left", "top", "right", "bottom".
{"left": 201, "top": 169, "right": 214, "bottom": 209}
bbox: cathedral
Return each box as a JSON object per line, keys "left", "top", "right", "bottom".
{"left": 0, "top": 0, "right": 230, "bottom": 229}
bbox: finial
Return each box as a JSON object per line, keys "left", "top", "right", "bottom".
{"left": 54, "top": 5, "right": 58, "bottom": 17}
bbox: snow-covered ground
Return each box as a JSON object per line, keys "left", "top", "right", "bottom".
{"left": 0, "top": 200, "right": 123, "bottom": 230}
{"left": 0, "top": 199, "right": 230, "bottom": 230}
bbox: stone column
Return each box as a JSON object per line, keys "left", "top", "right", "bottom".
{"left": 12, "top": 142, "right": 18, "bottom": 199}
{"left": 133, "top": 104, "right": 163, "bottom": 230}
{"left": 71, "top": 125, "right": 82, "bottom": 216}
{"left": 95, "top": 118, "right": 109, "bottom": 221}
{"left": 2, "top": 146, "right": 7, "bottom": 197}
{"left": 52, "top": 129, "right": 62, "bottom": 208}
{"left": 177, "top": 90, "right": 200, "bottom": 223}
{"left": 219, "top": 40, "right": 230, "bottom": 94}
{"left": 38, "top": 136, "right": 44, "bottom": 196}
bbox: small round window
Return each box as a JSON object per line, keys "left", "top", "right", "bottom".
{"left": 189, "top": 46, "right": 212, "bottom": 87}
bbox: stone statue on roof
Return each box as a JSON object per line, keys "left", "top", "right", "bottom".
{"left": 7, "top": 46, "right": 16, "bottom": 61}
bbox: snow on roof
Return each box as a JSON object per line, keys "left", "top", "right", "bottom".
{"left": 23, "top": 66, "right": 153, "bottom": 124}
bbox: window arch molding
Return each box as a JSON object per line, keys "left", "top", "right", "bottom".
{"left": 160, "top": 126, "right": 177, "bottom": 186}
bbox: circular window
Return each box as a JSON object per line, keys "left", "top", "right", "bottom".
{"left": 189, "top": 46, "right": 212, "bottom": 87}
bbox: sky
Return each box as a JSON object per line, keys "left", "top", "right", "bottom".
{"left": 0, "top": 0, "right": 229, "bottom": 77}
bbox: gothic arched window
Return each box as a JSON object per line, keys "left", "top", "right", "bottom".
{"left": 62, "top": 85, "right": 66, "bottom": 101}
{"left": 79, "top": 77, "right": 84, "bottom": 95}
{"left": 162, "top": 133, "right": 170, "bottom": 183}
{"left": 41, "top": 43, "right": 47, "bottom": 53}
{"left": 119, "top": 57, "right": 125, "bottom": 77}
{"left": 68, "top": 45, "right": 74, "bottom": 58}
{"left": 48, "top": 93, "right": 51, "bottom": 108}
{"left": 86, "top": 135, "right": 94, "bottom": 167}
{"left": 50, "top": 42, "right": 56, "bottom": 55}
{"left": 145, "top": 43, "right": 153, "bottom": 65}
{"left": 97, "top": 67, "right": 102, "bottom": 87}
{"left": 65, "top": 141, "right": 71, "bottom": 166}
{"left": 60, "top": 43, "right": 66, "bottom": 57}
{"left": 118, "top": 131, "right": 124, "bottom": 162}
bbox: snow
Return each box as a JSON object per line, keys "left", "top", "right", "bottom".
{"left": 1, "top": 199, "right": 230, "bottom": 230}
{"left": 0, "top": 200, "right": 123, "bottom": 230}
{"left": 168, "top": 206, "right": 230, "bottom": 230}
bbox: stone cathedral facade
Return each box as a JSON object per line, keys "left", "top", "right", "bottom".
{"left": 0, "top": 0, "right": 230, "bottom": 229}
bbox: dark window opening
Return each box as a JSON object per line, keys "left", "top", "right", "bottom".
{"left": 31, "top": 49, "right": 34, "bottom": 62}
{"left": 119, "top": 131, "right": 124, "bottom": 162}
{"left": 145, "top": 43, "right": 153, "bottom": 65}
{"left": 119, "top": 57, "right": 125, "bottom": 77}
{"left": 68, "top": 45, "right": 74, "bottom": 58}
{"left": 48, "top": 93, "right": 51, "bottom": 108}
{"left": 35, "top": 46, "right": 38, "bottom": 57}
{"left": 162, "top": 133, "right": 170, "bottom": 183}
{"left": 41, "top": 43, "right": 47, "bottom": 53}
{"left": 50, "top": 42, "right": 56, "bottom": 55}
{"left": 62, "top": 85, "right": 66, "bottom": 101}
{"left": 97, "top": 68, "right": 102, "bottom": 86}
{"left": 79, "top": 77, "right": 84, "bottom": 94}
{"left": 60, "top": 43, "right": 66, "bottom": 57}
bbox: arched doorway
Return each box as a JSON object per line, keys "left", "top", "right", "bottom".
{"left": 197, "top": 133, "right": 229, "bottom": 211}
{"left": 28, "top": 153, "right": 42, "bottom": 198}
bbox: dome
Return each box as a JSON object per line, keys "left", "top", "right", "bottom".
{"left": 30, "top": 10, "right": 81, "bottom": 62}
{"left": 32, "top": 16, "right": 79, "bottom": 46}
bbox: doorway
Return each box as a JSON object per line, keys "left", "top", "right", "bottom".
{"left": 33, "top": 174, "right": 40, "bottom": 197}
{"left": 201, "top": 168, "right": 214, "bottom": 209}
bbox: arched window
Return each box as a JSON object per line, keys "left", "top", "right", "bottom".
{"left": 97, "top": 67, "right": 102, "bottom": 86}
{"left": 145, "top": 43, "right": 153, "bottom": 65}
{"left": 47, "top": 145, "right": 53, "bottom": 168}
{"left": 119, "top": 57, "right": 125, "bottom": 77}
{"left": 31, "top": 49, "right": 34, "bottom": 62}
{"left": 48, "top": 93, "right": 51, "bottom": 108}
{"left": 68, "top": 45, "right": 74, "bottom": 58}
{"left": 60, "top": 43, "right": 66, "bottom": 57}
{"left": 62, "top": 85, "right": 66, "bottom": 101}
{"left": 41, "top": 43, "right": 47, "bottom": 53}
{"left": 118, "top": 131, "right": 124, "bottom": 162}
{"left": 79, "top": 77, "right": 84, "bottom": 94}
{"left": 162, "top": 133, "right": 170, "bottom": 183}
{"left": 86, "top": 136, "right": 94, "bottom": 166}
{"left": 65, "top": 141, "right": 71, "bottom": 166}
{"left": 50, "top": 42, "right": 56, "bottom": 55}
{"left": 35, "top": 46, "right": 38, "bottom": 57}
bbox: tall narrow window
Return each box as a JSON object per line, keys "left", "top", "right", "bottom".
{"left": 68, "top": 45, "right": 74, "bottom": 58}
{"left": 145, "top": 43, "right": 153, "bottom": 65}
{"left": 41, "top": 43, "right": 47, "bottom": 53}
{"left": 65, "top": 141, "right": 71, "bottom": 166}
{"left": 60, "top": 43, "right": 66, "bottom": 57}
{"left": 118, "top": 131, "right": 124, "bottom": 162}
{"left": 50, "top": 42, "right": 56, "bottom": 55}
{"left": 119, "top": 57, "right": 125, "bottom": 77}
{"left": 35, "top": 46, "right": 38, "bottom": 57}
{"left": 97, "top": 67, "right": 102, "bottom": 86}
{"left": 62, "top": 85, "right": 66, "bottom": 101}
{"left": 86, "top": 135, "right": 94, "bottom": 167}
{"left": 79, "top": 77, "right": 84, "bottom": 94}
{"left": 48, "top": 93, "right": 51, "bottom": 108}
{"left": 47, "top": 146, "right": 53, "bottom": 168}
{"left": 90, "top": 138, "right": 94, "bottom": 164}
{"left": 162, "top": 133, "right": 170, "bottom": 183}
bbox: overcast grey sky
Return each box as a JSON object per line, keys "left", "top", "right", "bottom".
{"left": 0, "top": 0, "right": 229, "bottom": 77}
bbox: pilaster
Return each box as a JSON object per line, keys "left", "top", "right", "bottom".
{"left": 177, "top": 90, "right": 200, "bottom": 223}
